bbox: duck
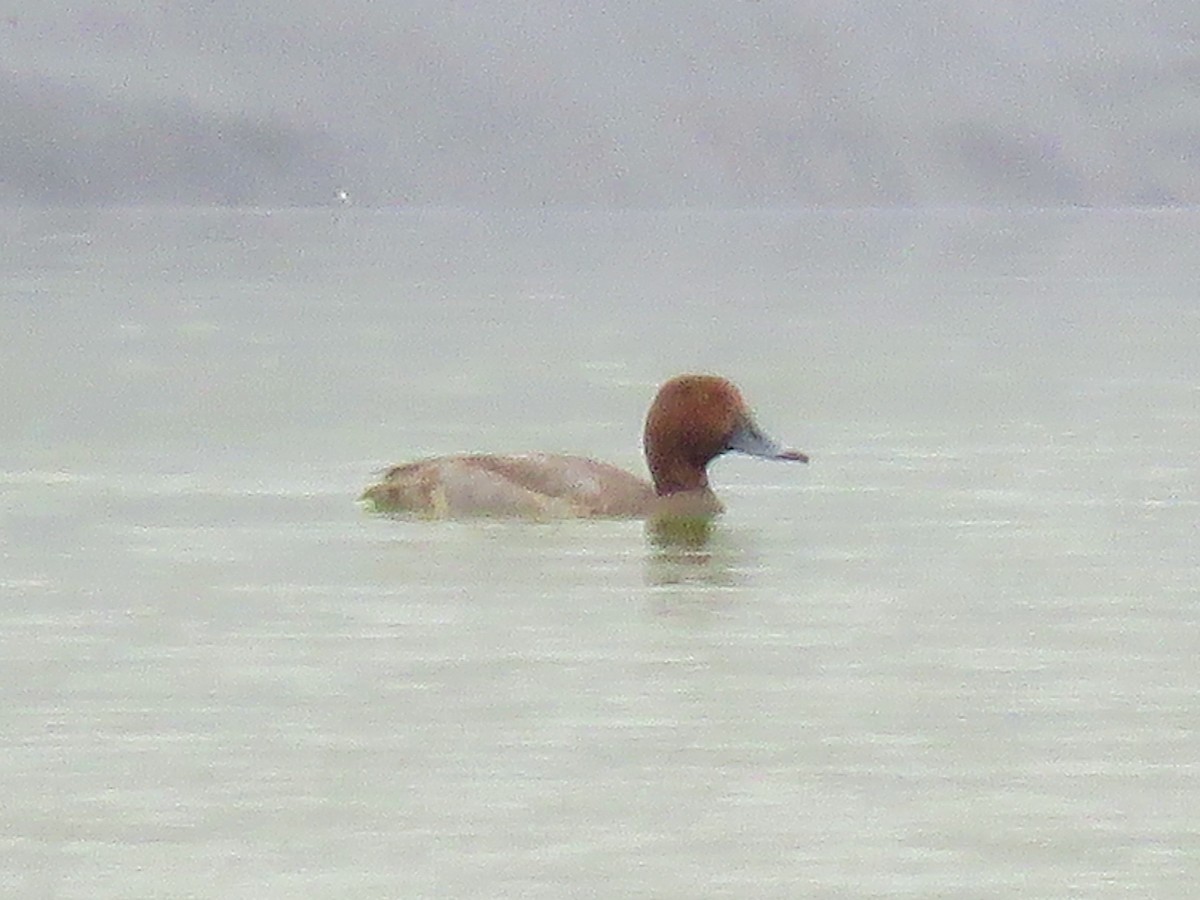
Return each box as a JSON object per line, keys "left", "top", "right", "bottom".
{"left": 360, "top": 374, "right": 808, "bottom": 519}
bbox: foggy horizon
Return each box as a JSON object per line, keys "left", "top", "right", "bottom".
{"left": 2, "top": 2, "right": 1197, "bottom": 208}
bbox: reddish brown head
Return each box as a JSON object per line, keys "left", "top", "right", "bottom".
{"left": 642, "top": 374, "right": 808, "bottom": 496}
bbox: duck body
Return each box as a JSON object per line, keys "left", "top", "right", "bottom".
{"left": 362, "top": 453, "right": 656, "bottom": 518}
{"left": 361, "top": 374, "right": 807, "bottom": 519}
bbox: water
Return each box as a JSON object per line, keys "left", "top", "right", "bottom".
{"left": 1, "top": 207, "right": 1197, "bottom": 897}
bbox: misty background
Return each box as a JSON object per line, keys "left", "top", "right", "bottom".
{"left": 2, "top": 1, "right": 1198, "bottom": 208}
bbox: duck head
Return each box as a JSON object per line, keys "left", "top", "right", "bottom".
{"left": 642, "top": 374, "right": 808, "bottom": 496}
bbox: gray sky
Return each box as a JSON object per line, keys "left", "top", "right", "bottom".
{"left": 2, "top": 1, "right": 1196, "bottom": 206}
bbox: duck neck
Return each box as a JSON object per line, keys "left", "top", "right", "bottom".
{"left": 649, "top": 459, "right": 711, "bottom": 496}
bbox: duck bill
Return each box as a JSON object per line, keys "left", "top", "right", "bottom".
{"left": 726, "top": 418, "right": 809, "bottom": 463}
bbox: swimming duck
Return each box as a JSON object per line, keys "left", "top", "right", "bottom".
{"left": 361, "top": 374, "right": 807, "bottom": 518}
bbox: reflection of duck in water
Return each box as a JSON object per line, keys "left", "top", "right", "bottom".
{"left": 362, "top": 374, "right": 808, "bottom": 519}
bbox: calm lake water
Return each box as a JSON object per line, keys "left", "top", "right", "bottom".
{"left": 1, "top": 207, "right": 1197, "bottom": 897}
